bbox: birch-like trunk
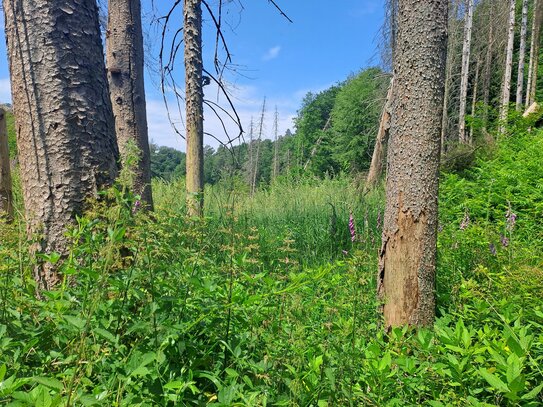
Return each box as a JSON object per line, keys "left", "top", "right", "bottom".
{"left": 0, "top": 108, "right": 13, "bottom": 219}
{"left": 251, "top": 98, "right": 266, "bottom": 195}
{"left": 107, "top": 0, "right": 153, "bottom": 208}
{"left": 482, "top": 2, "right": 494, "bottom": 133}
{"left": 365, "top": 78, "right": 393, "bottom": 190}
{"left": 378, "top": 0, "right": 448, "bottom": 328}
{"left": 469, "top": 58, "right": 481, "bottom": 144}
{"left": 498, "top": 0, "right": 516, "bottom": 133}
{"left": 272, "top": 107, "right": 279, "bottom": 180}
{"left": 516, "top": 0, "right": 529, "bottom": 111}
{"left": 526, "top": 0, "right": 543, "bottom": 107}
{"left": 3, "top": 0, "right": 119, "bottom": 290}
{"left": 184, "top": 0, "right": 205, "bottom": 216}
{"left": 458, "top": 0, "right": 474, "bottom": 144}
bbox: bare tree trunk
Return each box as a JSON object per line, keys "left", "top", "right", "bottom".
{"left": 246, "top": 118, "right": 254, "bottom": 188}
{"left": 272, "top": 107, "right": 279, "bottom": 180}
{"left": 458, "top": 0, "right": 474, "bottom": 144}
{"left": 0, "top": 108, "right": 13, "bottom": 219}
{"left": 469, "top": 58, "right": 481, "bottom": 144}
{"left": 3, "top": 0, "right": 119, "bottom": 291}
{"left": 527, "top": 0, "right": 543, "bottom": 107}
{"left": 516, "top": 0, "right": 529, "bottom": 111}
{"left": 365, "top": 77, "right": 393, "bottom": 190}
{"left": 441, "top": 0, "right": 461, "bottom": 153}
{"left": 251, "top": 98, "right": 266, "bottom": 195}
{"left": 184, "top": 0, "right": 204, "bottom": 217}
{"left": 107, "top": 0, "right": 153, "bottom": 208}
{"left": 482, "top": 2, "right": 494, "bottom": 133}
{"left": 303, "top": 115, "right": 331, "bottom": 171}
{"left": 499, "top": 0, "right": 516, "bottom": 133}
{"left": 378, "top": 0, "right": 448, "bottom": 328}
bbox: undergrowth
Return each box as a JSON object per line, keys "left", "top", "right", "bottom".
{"left": 0, "top": 130, "right": 542, "bottom": 406}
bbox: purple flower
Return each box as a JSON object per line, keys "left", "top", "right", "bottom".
{"left": 460, "top": 211, "right": 470, "bottom": 230}
{"left": 500, "top": 234, "right": 509, "bottom": 247}
{"left": 489, "top": 243, "right": 497, "bottom": 256}
{"left": 132, "top": 200, "right": 142, "bottom": 214}
{"left": 349, "top": 212, "right": 356, "bottom": 242}
{"left": 506, "top": 208, "right": 517, "bottom": 230}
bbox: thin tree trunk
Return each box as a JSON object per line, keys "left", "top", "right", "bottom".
{"left": 252, "top": 98, "right": 266, "bottom": 195}
{"left": 499, "top": 0, "right": 516, "bottom": 134}
{"left": 527, "top": 0, "right": 543, "bottom": 107}
{"left": 246, "top": 118, "right": 254, "bottom": 188}
{"left": 107, "top": 0, "right": 153, "bottom": 208}
{"left": 184, "top": 0, "right": 205, "bottom": 216}
{"left": 458, "top": 0, "right": 474, "bottom": 144}
{"left": 365, "top": 77, "right": 393, "bottom": 190}
{"left": 303, "top": 115, "right": 331, "bottom": 171}
{"left": 482, "top": 2, "right": 494, "bottom": 133}
{"left": 516, "top": 0, "right": 529, "bottom": 111}
{"left": 441, "top": 0, "right": 460, "bottom": 154}
{"left": 469, "top": 58, "right": 481, "bottom": 144}
{"left": 272, "top": 107, "right": 279, "bottom": 180}
{"left": 378, "top": 0, "right": 448, "bottom": 328}
{"left": 3, "top": 0, "right": 119, "bottom": 291}
{"left": 0, "top": 108, "right": 13, "bottom": 219}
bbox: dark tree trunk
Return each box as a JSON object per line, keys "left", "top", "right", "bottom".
{"left": 3, "top": 0, "right": 119, "bottom": 290}
{"left": 107, "top": 0, "right": 153, "bottom": 208}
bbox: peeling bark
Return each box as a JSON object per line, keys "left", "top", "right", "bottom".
{"left": 498, "top": 0, "right": 516, "bottom": 133}
{"left": 3, "top": 0, "right": 119, "bottom": 290}
{"left": 184, "top": 0, "right": 204, "bottom": 217}
{"left": 458, "top": 0, "right": 474, "bottom": 144}
{"left": 378, "top": 0, "right": 448, "bottom": 328}
{"left": 365, "top": 77, "right": 393, "bottom": 190}
{"left": 0, "top": 108, "right": 13, "bottom": 219}
{"left": 516, "top": 0, "right": 529, "bottom": 111}
{"left": 107, "top": 0, "right": 153, "bottom": 208}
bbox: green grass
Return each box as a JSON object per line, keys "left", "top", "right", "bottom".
{"left": 0, "top": 130, "right": 542, "bottom": 406}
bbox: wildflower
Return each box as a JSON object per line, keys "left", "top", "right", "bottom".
{"left": 132, "top": 200, "right": 141, "bottom": 214}
{"left": 500, "top": 234, "right": 509, "bottom": 247}
{"left": 459, "top": 210, "right": 470, "bottom": 230}
{"left": 349, "top": 212, "right": 356, "bottom": 242}
{"left": 489, "top": 243, "right": 497, "bottom": 256}
{"left": 505, "top": 208, "right": 517, "bottom": 230}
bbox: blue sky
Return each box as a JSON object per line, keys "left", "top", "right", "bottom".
{"left": 0, "top": 0, "right": 385, "bottom": 151}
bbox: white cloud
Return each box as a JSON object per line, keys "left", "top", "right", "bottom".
{"left": 262, "top": 46, "right": 281, "bottom": 62}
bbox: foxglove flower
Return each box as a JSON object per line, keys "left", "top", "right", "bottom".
{"left": 132, "top": 200, "right": 142, "bottom": 214}
{"left": 500, "top": 234, "right": 509, "bottom": 247}
{"left": 506, "top": 208, "right": 517, "bottom": 230}
{"left": 349, "top": 212, "right": 356, "bottom": 242}
{"left": 489, "top": 243, "right": 497, "bottom": 256}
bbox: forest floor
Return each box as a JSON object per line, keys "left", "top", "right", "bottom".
{"left": 0, "top": 130, "right": 542, "bottom": 406}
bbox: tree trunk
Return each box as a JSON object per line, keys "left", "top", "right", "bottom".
{"left": 458, "top": 0, "right": 474, "bottom": 144}
{"left": 469, "top": 58, "right": 481, "bottom": 144}
{"left": 516, "top": 0, "right": 529, "bottom": 111}
{"left": 441, "top": 0, "right": 461, "bottom": 154}
{"left": 184, "top": 0, "right": 204, "bottom": 217}
{"left": 526, "top": 0, "right": 543, "bottom": 107}
{"left": 0, "top": 108, "right": 13, "bottom": 219}
{"left": 272, "top": 107, "right": 279, "bottom": 180}
{"left": 378, "top": 0, "right": 448, "bottom": 328}
{"left": 107, "top": 0, "right": 153, "bottom": 208}
{"left": 498, "top": 0, "right": 516, "bottom": 133}
{"left": 482, "top": 1, "right": 494, "bottom": 133}
{"left": 365, "top": 77, "right": 393, "bottom": 190}
{"left": 3, "top": 0, "right": 119, "bottom": 291}
{"left": 252, "top": 98, "right": 266, "bottom": 195}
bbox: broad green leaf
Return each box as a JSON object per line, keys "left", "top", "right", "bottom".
{"left": 33, "top": 377, "right": 63, "bottom": 391}
{"left": 479, "top": 368, "right": 509, "bottom": 393}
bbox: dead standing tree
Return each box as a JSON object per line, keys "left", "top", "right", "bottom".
{"left": 158, "top": 0, "right": 291, "bottom": 216}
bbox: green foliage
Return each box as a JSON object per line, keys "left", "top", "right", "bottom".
{"left": 0, "top": 128, "right": 542, "bottom": 405}
{"left": 150, "top": 143, "right": 186, "bottom": 181}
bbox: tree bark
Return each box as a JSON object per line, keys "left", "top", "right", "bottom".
{"left": 458, "top": 0, "right": 474, "bottom": 144}
{"left": 526, "top": 0, "right": 543, "bottom": 107}
{"left": 378, "top": 0, "right": 448, "bottom": 328}
{"left": 107, "top": 0, "right": 153, "bottom": 208}
{"left": 498, "top": 0, "right": 516, "bottom": 133}
{"left": 3, "top": 0, "right": 119, "bottom": 290}
{"left": 365, "top": 77, "right": 393, "bottom": 190}
{"left": 272, "top": 107, "right": 279, "bottom": 180}
{"left": 516, "top": 0, "right": 529, "bottom": 111}
{"left": 0, "top": 108, "right": 13, "bottom": 219}
{"left": 184, "top": 0, "right": 204, "bottom": 217}
{"left": 482, "top": 1, "right": 494, "bottom": 133}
